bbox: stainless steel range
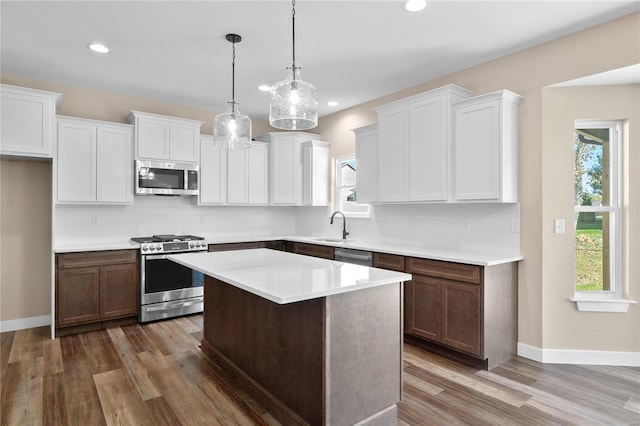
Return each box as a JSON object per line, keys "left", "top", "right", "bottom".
{"left": 131, "top": 234, "right": 208, "bottom": 323}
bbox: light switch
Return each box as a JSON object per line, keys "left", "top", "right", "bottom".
{"left": 554, "top": 219, "right": 565, "bottom": 234}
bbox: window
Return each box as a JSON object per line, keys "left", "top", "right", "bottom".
{"left": 573, "top": 121, "right": 622, "bottom": 301}
{"left": 334, "top": 155, "right": 370, "bottom": 218}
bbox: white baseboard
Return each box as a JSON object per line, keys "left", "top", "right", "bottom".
{"left": 517, "top": 342, "right": 640, "bottom": 367}
{"left": 0, "top": 315, "right": 51, "bottom": 333}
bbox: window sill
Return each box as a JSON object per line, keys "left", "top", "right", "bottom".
{"left": 570, "top": 298, "right": 637, "bottom": 313}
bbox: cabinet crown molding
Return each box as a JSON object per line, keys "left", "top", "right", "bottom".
{"left": 374, "top": 84, "right": 474, "bottom": 113}
{"left": 1, "top": 83, "right": 62, "bottom": 106}
{"left": 127, "top": 110, "right": 204, "bottom": 126}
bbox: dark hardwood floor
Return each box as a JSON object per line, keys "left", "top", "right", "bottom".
{"left": 1, "top": 315, "right": 638, "bottom": 425}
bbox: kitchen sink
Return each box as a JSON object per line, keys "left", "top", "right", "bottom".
{"left": 313, "top": 238, "right": 349, "bottom": 243}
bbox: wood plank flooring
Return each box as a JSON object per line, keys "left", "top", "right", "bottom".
{"left": 1, "top": 315, "right": 638, "bottom": 425}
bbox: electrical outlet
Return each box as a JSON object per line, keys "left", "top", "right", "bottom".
{"left": 554, "top": 218, "right": 565, "bottom": 234}
{"left": 511, "top": 219, "right": 520, "bottom": 233}
{"left": 201, "top": 215, "right": 206, "bottom": 225}
{"left": 90, "top": 216, "right": 98, "bottom": 226}
{"left": 464, "top": 219, "right": 471, "bottom": 230}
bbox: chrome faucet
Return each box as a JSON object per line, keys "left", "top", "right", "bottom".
{"left": 330, "top": 211, "right": 349, "bottom": 240}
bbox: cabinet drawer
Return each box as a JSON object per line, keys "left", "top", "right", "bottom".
{"left": 293, "top": 243, "right": 334, "bottom": 260}
{"left": 373, "top": 253, "right": 406, "bottom": 272}
{"left": 208, "top": 242, "right": 268, "bottom": 252}
{"left": 57, "top": 250, "right": 137, "bottom": 269}
{"left": 406, "top": 258, "right": 481, "bottom": 284}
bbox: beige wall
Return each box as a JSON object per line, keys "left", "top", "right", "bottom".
{"left": 0, "top": 159, "right": 52, "bottom": 321}
{"left": 315, "top": 12, "right": 639, "bottom": 351}
{"left": 542, "top": 85, "right": 639, "bottom": 350}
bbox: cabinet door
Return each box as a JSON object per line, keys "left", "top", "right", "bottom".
{"left": 57, "top": 121, "right": 96, "bottom": 202}
{"left": 169, "top": 122, "right": 199, "bottom": 163}
{"left": 96, "top": 126, "right": 133, "bottom": 203}
{"left": 442, "top": 279, "right": 481, "bottom": 356}
{"left": 410, "top": 97, "right": 448, "bottom": 201}
{"left": 378, "top": 106, "right": 410, "bottom": 202}
{"left": 99, "top": 263, "right": 138, "bottom": 319}
{"left": 227, "top": 148, "right": 248, "bottom": 204}
{"left": 248, "top": 143, "right": 269, "bottom": 204}
{"left": 454, "top": 100, "right": 500, "bottom": 201}
{"left": 354, "top": 126, "right": 378, "bottom": 203}
{"left": 1, "top": 88, "right": 58, "bottom": 158}
{"left": 56, "top": 267, "right": 100, "bottom": 326}
{"left": 137, "top": 118, "right": 169, "bottom": 160}
{"left": 199, "top": 138, "right": 227, "bottom": 205}
{"left": 404, "top": 275, "right": 442, "bottom": 342}
{"left": 270, "top": 135, "right": 301, "bottom": 205}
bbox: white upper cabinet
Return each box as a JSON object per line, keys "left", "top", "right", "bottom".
{"left": 375, "top": 85, "right": 474, "bottom": 203}
{"left": 56, "top": 116, "right": 133, "bottom": 204}
{"left": 127, "top": 111, "right": 202, "bottom": 163}
{"left": 352, "top": 124, "right": 378, "bottom": 204}
{"left": 302, "top": 140, "right": 330, "bottom": 206}
{"left": 453, "top": 90, "right": 522, "bottom": 203}
{"left": 199, "top": 136, "right": 269, "bottom": 206}
{"left": 1, "top": 84, "right": 61, "bottom": 158}
{"left": 227, "top": 141, "right": 270, "bottom": 205}
{"left": 199, "top": 136, "right": 227, "bottom": 205}
{"left": 377, "top": 105, "right": 410, "bottom": 202}
{"left": 255, "top": 132, "right": 329, "bottom": 206}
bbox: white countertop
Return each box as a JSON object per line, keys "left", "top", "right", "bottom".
{"left": 53, "top": 235, "right": 523, "bottom": 266}
{"left": 284, "top": 236, "right": 523, "bottom": 266}
{"left": 168, "top": 248, "right": 412, "bottom": 304}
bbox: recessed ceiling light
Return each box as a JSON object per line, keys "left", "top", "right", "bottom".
{"left": 402, "top": 0, "right": 426, "bottom": 12}
{"left": 88, "top": 43, "right": 109, "bottom": 53}
{"left": 327, "top": 101, "right": 339, "bottom": 107}
{"left": 258, "top": 84, "right": 271, "bottom": 92}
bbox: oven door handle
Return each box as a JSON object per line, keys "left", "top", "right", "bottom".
{"left": 145, "top": 254, "right": 172, "bottom": 260}
{"left": 144, "top": 297, "right": 204, "bottom": 312}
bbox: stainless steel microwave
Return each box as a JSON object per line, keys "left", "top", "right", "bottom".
{"left": 135, "top": 160, "right": 199, "bottom": 196}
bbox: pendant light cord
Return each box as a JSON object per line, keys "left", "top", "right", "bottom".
{"left": 231, "top": 41, "right": 236, "bottom": 104}
{"left": 291, "top": 0, "right": 297, "bottom": 80}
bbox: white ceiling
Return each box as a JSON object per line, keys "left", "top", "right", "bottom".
{"left": 2, "top": 1, "right": 638, "bottom": 121}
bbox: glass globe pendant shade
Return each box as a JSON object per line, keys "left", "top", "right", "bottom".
{"left": 214, "top": 102, "right": 251, "bottom": 149}
{"left": 269, "top": 67, "right": 318, "bottom": 130}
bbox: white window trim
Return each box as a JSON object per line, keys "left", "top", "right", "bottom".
{"left": 571, "top": 120, "right": 636, "bottom": 312}
{"left": 333, "top": 154, "right": 371, "bottom": 219}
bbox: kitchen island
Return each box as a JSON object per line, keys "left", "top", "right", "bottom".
{"left": 169, "top": 248, "right": 412, "bottom": 426}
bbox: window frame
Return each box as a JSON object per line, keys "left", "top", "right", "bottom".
{"left": 573, "top": 120, "right": 622, "bottom": 302}
{"left": 333, "top": 154, "right": 371, "bottom": 219}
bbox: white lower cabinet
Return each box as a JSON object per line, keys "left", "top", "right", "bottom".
{"left": 56, "top": 117, "right": 133, "bottom": 204}
{"left": 453, "top": 90, "right": 522, "bottom": 202}
{"left": 1, "top": 84, "right": 61, "bottom": 158}
{"left": 199, "top": 137, "right": 269, "bottom": 205}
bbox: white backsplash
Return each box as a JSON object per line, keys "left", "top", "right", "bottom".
{"left": 55, "top": 197, "right": 520, "bottom": 256}
{"left": 54, "top": 196, "right": 297, "bottom": 244}
{"left": 295, "top": 203, "right": 521, "bottom": 256}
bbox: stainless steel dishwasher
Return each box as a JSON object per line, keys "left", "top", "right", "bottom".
{"left": 334, "top": 247, "right": 373, "bottom": 266}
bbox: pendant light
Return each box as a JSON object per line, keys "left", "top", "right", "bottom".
{"left": 269, "top": 0, "right": 318, "bottom": 130}
{"left": 214, "top": 34, "right": 251, "bottom": 149}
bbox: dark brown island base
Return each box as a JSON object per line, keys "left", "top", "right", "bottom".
{"left": 169, "top": 248, "right": 412, "bottom": 426}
